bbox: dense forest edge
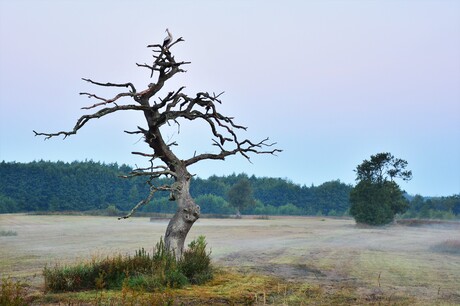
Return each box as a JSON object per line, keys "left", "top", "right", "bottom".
{"left": 0, "top": 160, "right": 458, "bottom": 219}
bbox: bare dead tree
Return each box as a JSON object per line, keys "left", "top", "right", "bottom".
{"left": 34, "top": 35, "right": 281, "bottom": 257}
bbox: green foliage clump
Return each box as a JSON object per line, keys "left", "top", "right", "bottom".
{"left": 350, "top": 153, "right": 411, "bottom": 226}
{"left": 43, "top": 236, "right": 213, "bottom": 293}
{"left": 179, "top": 236, "right": 213, "bottom": 284}
{"left": 350, "top": 181, "right": 407, "bottom": 225}
{"left": 278, "top": 203, "right": 303, "bottom": 215}
{"left": 103, "top": 204, "right": 121, "bottom": 216}
{"left": 0, "top": 194, "right": 17, "bottom": 213}
{"left": 227, "top": 178, "right": 256, "bottom": 216}
{"left": 194, "top": 194, "right": 233, "bottom": 214}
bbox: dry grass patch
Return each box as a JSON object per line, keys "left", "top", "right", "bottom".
{"left": 34, "top": 269, "right": 281, "bottom": 305}
{"left": 0, "top": 277, "right": 27, "bottom": 306}
{"left": 35, "top": 268, "right": 417, "bottom": 305}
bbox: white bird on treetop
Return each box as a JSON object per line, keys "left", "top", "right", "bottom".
{"left": 163, "top": 28, "right": 173, "bottom": 48}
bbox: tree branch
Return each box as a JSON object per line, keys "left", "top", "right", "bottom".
{"left": 185, "top": 137, "right": 282, "bottom": 166}
{"left": 82, "top": 78, "right": 136, "bottom": 93}
{"left": 142, "top": 37, "right": 189, "bottom": 78}
{"left": 80, "top": 92, "right": 134, "bottom": 110}
{"left": 33, "top": 104, "right": 148, "bottom": 139}
{"left": 120, "top": 165, "right": 177, "bottom": 179}
{"left": 118, "top": 185, "right": 172, "bottom": 220}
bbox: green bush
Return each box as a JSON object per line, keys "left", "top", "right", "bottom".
{"left": 165, "top": 270, "right": 189, "bottom": 288}
{"left": 278, "top": 203, "right": 303, "bottom": 215}
{"left": 104, "top": 204, "right": 121, "bottom": 216}
{"left": 125, "top": 275, "right": 162, "bottom": 291}
{"left": 43, "top": 236, "right": 212, "bottom": 293}
{"left": 179, "top": 235, "right": 213, "bottom": 284}
{"left": 350, "top": 180, "right": 408, "bottom": 226}
{"left": 194, "top": 194, "right": 233, "bottom": 214}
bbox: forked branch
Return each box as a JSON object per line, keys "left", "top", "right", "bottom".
{"left": 185, "top": 137, "right": 281, "bottom": 166}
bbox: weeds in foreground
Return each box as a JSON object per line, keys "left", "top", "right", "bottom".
{"left": 43, "top": 236, "right": 213, "bottom": 293}
{"left": 0, "top": 277, "right": 27, "bottom": 306}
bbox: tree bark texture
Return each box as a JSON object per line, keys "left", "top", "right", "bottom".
{"left": 165, "top": 172, "right": 200, "bottom": 256}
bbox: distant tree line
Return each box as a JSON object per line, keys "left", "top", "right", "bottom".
{"left": 402, "top": 194, "right": 460, "bottom": 220}
{"left": 0, "top": 161, "right": 458, "bottom": 219}
{"left": 0, "top": 161, "right": 350, "bottom": 216}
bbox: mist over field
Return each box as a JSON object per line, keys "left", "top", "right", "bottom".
{"left": 1, "top": 214, "right": 459, "bottom": 304}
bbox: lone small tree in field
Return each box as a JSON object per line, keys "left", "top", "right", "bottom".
{"left": 34, "top": 33, "right": 281, "bottom": 257}
{"left": 350, "top": 152, "right": 412, "bottom": 225}
{"left": 227, "top": 177, "right": 256, "bottom": 217}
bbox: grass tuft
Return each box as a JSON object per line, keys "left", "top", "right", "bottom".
{"left": 0, "top": 277, "right": 28, "bottom": 306}
{"left": 43, "top": 236, "right": 213, "bottom": 293}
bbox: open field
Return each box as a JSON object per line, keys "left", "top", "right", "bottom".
{"left": 1, "top": 214, "right": 459, "bottom": 304}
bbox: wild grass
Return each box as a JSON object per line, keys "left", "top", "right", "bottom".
{"left": 36, "top": 269, "right": 417, "bottom": 305}
{"left": 0, "top": 277, "right": 28, "bottom": 306}
{"left": 0, "top": 229, "right": 17, "bottom": 236}
{"left": 43, "top": 236, "right": 213, "bottom": 293}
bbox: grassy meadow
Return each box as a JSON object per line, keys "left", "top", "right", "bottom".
{"left": 1, "top": 214, "right": 459, "bottom": 305}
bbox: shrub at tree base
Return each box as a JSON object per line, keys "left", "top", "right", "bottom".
{"left": 179, "top": 236, "right": 212, "bottom": 284}
{"left": 43, "top": 236, "right": 212, "bottom": 293}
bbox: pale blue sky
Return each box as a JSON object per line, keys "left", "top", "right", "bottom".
{"left": 0, "top": 0, "right": 459, "bottom": 196}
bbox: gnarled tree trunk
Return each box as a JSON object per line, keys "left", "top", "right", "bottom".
{"left": 164, "top": 168, "right": 200, "bottom": 256}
